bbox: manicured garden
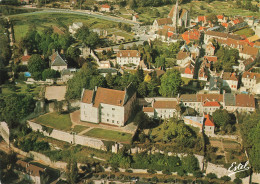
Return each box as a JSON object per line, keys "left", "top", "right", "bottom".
{"left": 84, "top": 128, "right": 132, "bottom": 143}
{"left": 35, "top": 112, "right": 72, "bottom": 131}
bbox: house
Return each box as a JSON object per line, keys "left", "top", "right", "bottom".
{"left": 180, "top": 61, "right": 194, "bottom": 79}
{"left": 205, "top": 76, "right": 221, "bottom": 94}
{"left": 223, "top": 93, "right": 255, "bottom": 113}
{"left": 143, "top": 100, "right": 178, "bottom": 119}
{"left": 49, "top": 51, "right": 68, "bottom": 72}
{"left": 16, "top": 160, "right": 46, "bottom": 184}
{"left": 204, "top": 114, "right": 215, "bottom": 136}
{"left": 217, "top": 15, "right": 227, "bottom": 23}
{"left": 21, "top": 55, "right": 31, "bottom": 65}
{"left": 132, "top": 14, "right": 139, "bottom": 22}
{"left": 60, "top": 68, "right": 77, "bottom": 83}
{"left": 181, "top": 29, "right": 200, "bottom": 44}
{"left": 179, "top": 94, "right": 223, "bottom": 115}
{"left": 206, "top": 42, "right": 215, "bottom": 56}
{"left": 116, "top": 50, "right": 141, "bottom": 66}
{"left": 155, "top": 28, "right": 176, "bottom": 42}
{"left": 176, "top": 50, "right": 194, "bottom": 67}
{"left": 242, "top": 71, "right": 260, "bottom": 94}
{"left": 80, "top": 85, "right": 136, "bottom": 127}
{"left": 98, "top": 68, "right": 117, "bottom": 77}
{"left": 202, "top": 100, "right": 221, "bottom": 115}
{"left": 198, "top": 67, "right": 208, "bottom": 81}
{"left": 221, "top": 72, "right": 238, "bottom": 91}
{"left": 204, "top": 31, "right": 241, "bottom": 44}
{"left": 183, "top": 114, "right": 215, "bottom": 136}
{"left": 100, "top": 4, "right": 110, "bottom": 12}
{"left": 238, "top": 57, "right": 256, "bottom": 72}
{"left": 69, "top": 22, "right": 83, "bottom": 35}
{"left": 239, "top": 46, "right": 259, "bottom": 59}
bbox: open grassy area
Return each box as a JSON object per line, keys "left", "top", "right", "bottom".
{"left": 1, "top": 83, "right": 42, "bottom": 97}
{"left": 83, "top": 128, "right": 132, "bottom": 143}
{"left": 72, "top": 125, "right": 89, "bottom": 134}
{"left": 35, "top": 112, "right": 72, "bottom": 131}
{"left": 234, "top": 28, "right": 255, "bottom": 37}
{"left": 182, "top": 77, "right": 193, "bottom": 85}
{"left": 10, "top": 12, "right": 119, "bottom": 42}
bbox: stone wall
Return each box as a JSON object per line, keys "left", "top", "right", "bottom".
{"left": 28, "top": 121, "right": 105, "bottom": 150}
{"left": 208, "top": 134, "right": 238, "bottom": 140}
{"left": 0, "top": 122, "right": 10, "bottom": 145}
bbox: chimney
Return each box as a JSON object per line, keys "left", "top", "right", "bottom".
{"left": 24, "top": 49, "right": 28, "bottom": 56}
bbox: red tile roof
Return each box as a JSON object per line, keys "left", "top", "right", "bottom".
{"left": 217, "top": 15, "right": 224, "bottom": 20}
{"left": 21, "top": 55, "right": 31, "bottom": 61}
{"left": 197, "top": 94, "right": 223, "bottom": 102}
{"left": 222, "top": 72, "right": 238, "bottom": 81}
{"left": 82, "top": 89, "right": 93, "bottom": 103}
{"left": 153, "top": 101, "right": 177, "bottom": 109}
{"left": 93, "top": 87, "right": 126, "bottom": 107}
{"left": 117, "top": 50, "right": 140, "bottom": 58}
{"left": 203, "top": 101, "right": 221, "bottom": 107}
{"left": 16, "top": 160, "right": 45, "bottom": 177}
{"left": 204, "top": 56, "right": 218, "bottom": 62}
{"left": 242, "top": 71, "right": 260, "bottom": 80}
{"left": 182, "top": 29, "right": 200, "bottom": 44}
{"left": 204, "top": 114, "right": 215, "bottom": 126}
{"left": 101, "top": 4, "right": 110, "bottom": 8}
{"left": 177, "top": 51, "right": 190, "bottom": 60}
{"left": 143, "top": 107, "right": 154, "bottom": 112}
{"left": 236, "top": 94, "right": 255, "bottom": 108}
{"left": 198, "top": 16, "right": 206, "bottom": 22}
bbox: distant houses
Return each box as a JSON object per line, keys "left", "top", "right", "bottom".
{"left": 116, "top": 50, "right": 141, "bottom": 66}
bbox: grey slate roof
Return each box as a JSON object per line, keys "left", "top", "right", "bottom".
{"left": 209, "top": 76, "right": 220, "bottom": 91}
{"left": 224, "top": 93, "right": 236, "bottom": 106}
{"left": 51, "top": 52, "right": 67, "bottom": 66}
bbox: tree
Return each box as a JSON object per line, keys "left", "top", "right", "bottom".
{"left": 42, "top": 69, "right": 59, "bottom": 81}
{"left": 181, "top": 155, "right": 199, "bottom": 174}
{"left": 206, "top": 173, "right": 217, "bottom": 179}
{"left": 206, "top": 14, "right": 218, "bottom": 24}
{"left": 155, "top": 56, "right": 166, "bottom": 69}
{"left": 212, "top": 109, "right": 231, "bottom": 130}
{"left": 0, "top": 151, "right": 18, "bottom": 183}
{"left": 137, "top": 82, "right": 148, "bottom": 97}
{"left": 135, "top": 66, "right": 144, "bottom": 83}
{"left": 234, "top": 178, "right": 242, "bottom": 184}
{"left": 220, "top": 176, "right": 231, "bottom": 182}
{"left": 28, "top": 54, "right": 45, "bottom": 80}
{"left": 75, "top": 26, "right": 100, "bottom": 48}
{"left": 66, "top": 159, "right": 78, "bottom": 184}
{"left": 159, "top": 69, "right": 182, "bottom": 97}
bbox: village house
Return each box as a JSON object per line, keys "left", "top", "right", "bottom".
{"left": 242, "top": 71, "right": 260, "bottom": 94}
{"left": 217, "top": 15, "right": 227, "bottom": 23}
{"left": 205, "top": 76, "right": 221, "bottom": 94}
{"left": 143, "top": 99, "right": 178, "bottom": 119}
{"left": 116, "top": 50, "right": 141, "bottom": 66}
{"left": 100, "top": 4, "right": 111, "bottom": 12}
{"left": 183, "top": 114, "right": 215, "bottom": 136}
{"left": 198, "top": 66, "right": 208, "bottom": 81}
{"left": 132, "top": 14, "right": 139, "bottom": 22}
{"left": 176, "top": 50, "right": 195, "bottom": 67}
{"left": 202, "top": 100, "right": 221, "bottom": 115}
{"left": 238, "top": 57, "right": 256, "bottom": 72}
{"left": 80, "top": 85, "right": 136, "bottom": 127}
{"left": 221, "top": 72, "right": 238, "bottom": 91}
{"left": 179, "top": 61, "right": 195, "bottom": 79}
{"left": 60, "top": 68, "right": 77, "bottom": 83}
{"left": 152, "top": 18, "right": 173, "bottom": 32}
{"left": 223, "top": 93, "right": 255, "bottom": 113}
{"left": 179, "top": 94, "right": 223, "bottom": 115}
{"left": 204, "top": 31, "right": 241, "bottom": 44}
{"left": 205, "top": 42, "right": 215, "bottom": 56}
{"left": 49, "top": 51, "right": 68, "bottom": 72}
{"left": 16, "top": 160, "right": 46, "bottom": 184}
{"left": 182, "top": 29, "right": 200, "bottom": 44}
{"left": 21, "top": 49, "right": 31, "bottom": 65}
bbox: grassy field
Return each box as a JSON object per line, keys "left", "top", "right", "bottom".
{"left": 35, "top": 112, "right": 72, "bottom": 131}
{"left": 234, "top": 28, "right": 255, "bottom": 37}
{"left": 72, "top": 125, "right": 89, "bottom": 134}
{"left": 84, "top": 128, "right": 132, "bottom": 143}
{"left": 1, "top": 83, "right": 42, "bottom": 97}
{"left": 10, "top": 12, "right": 119, "bottom": 42}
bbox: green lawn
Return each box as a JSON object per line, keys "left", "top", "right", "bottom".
{"left": 35, "top": 112, "right": 72, "bottom": 131}
{"left": 1, "top": 83, "right": 42, "bottom": 97}
{"left": 72, "top": 125, "right": 89, "bottom": 134}
{"left": 234, "top": 28, "right": 255, "bottom": 37}
{"left": 83, "top": 128, "right": 132, "bottom": 143}
{"left": 182, "top": 77, "right": 193, "bottom": 85}
{"left": 10, "top": 12, "right": 119, "bottom": 42}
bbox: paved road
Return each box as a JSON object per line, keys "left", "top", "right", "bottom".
{"left": 8, "top": 8, "right": 140, "bottom": 25}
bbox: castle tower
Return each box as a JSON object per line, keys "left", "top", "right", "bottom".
{"left": 172, "top": 0, "right": 179, "bottom": 33}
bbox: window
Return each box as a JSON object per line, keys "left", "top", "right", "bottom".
{"left": 112, "top": 120, "right": 114, "bottom": 123}
{"left": 107, "top": 119, "right": 109, "bottom": 122}
{"left": 112, "top": 108, "right": 115, "bottom": 110}
{"left": 107, "top": 113, "right": 109, "bottom": 117}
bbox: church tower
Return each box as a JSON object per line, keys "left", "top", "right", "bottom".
{"left": 172, "top": 0, "right": 179, "bottom": 32}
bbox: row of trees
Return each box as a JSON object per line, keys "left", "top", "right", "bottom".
{"left": 109, "top": 151, "right": 200, "bottom": 176}
{"left": 65, "top": 63, "right": 183, "bottom": 100}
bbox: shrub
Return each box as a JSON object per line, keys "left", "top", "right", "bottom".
{"left": 206, "top": 173, "right": 217, "bottom": 179}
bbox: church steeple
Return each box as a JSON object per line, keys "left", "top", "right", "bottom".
{"left": 173, "top": 0, "right": 179, "bottom": 33}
